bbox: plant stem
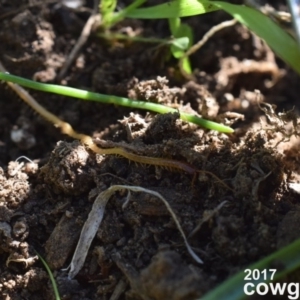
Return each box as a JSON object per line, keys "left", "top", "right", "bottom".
{"left": 0, "top": 72, "right": 234, "bottom": 133}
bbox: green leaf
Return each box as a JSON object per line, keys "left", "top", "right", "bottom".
{"left": 127, "top": 0, "right": 219, "bottom": 19}
{"left": 168, "top": 17, "right": 193, "bottom": 73}
{"left": 100, "top": 0, "right": 117, "bottom": 15}
{"left": 212, "top": 1, "right": 300, "bottom": 74}
{"left": 100, "top": 0, "right": 117, "bottom": 26}
{"left": 171, "top": 37, "right": 190, "bottom": 50}
{"left": 169, "top": 18, "right": 193, "bottom": 58}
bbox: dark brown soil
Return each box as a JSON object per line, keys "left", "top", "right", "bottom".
{"left": 0, "top": 1, "right": 300, "bottom": 299}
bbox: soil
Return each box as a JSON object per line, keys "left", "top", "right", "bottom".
{"left": 0, "top": 0, "right": 300, "bottom": 299}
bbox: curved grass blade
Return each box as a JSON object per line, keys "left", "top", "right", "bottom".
{"left": 201, "top": 238, "right": 300, "bottom": 300}
{"left": 35, "top": 251, "right": 61, "bottom": 300}
{"left": 213, "top": 1, "right": 300, "bottom": 74}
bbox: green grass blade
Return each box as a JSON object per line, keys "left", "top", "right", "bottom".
{"left": 212, "top": 1, "right": 300, "bottom": 74}
{"left": 127, "top": 0, "right": 219, "bottom": 19}
{"left": 0, "top": 72, "right": 234, "bottom": 133}
{"left": 201, "top": 238, "right": 300, "bottom": 300}
{"left": 35, "top": 251, "right": 61, "bottom": 300}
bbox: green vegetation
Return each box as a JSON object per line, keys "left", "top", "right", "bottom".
{"left": 36, "top": 251, "right": 61, "bottom": 300}
{"left": 99, "top": 0, "right": 194, "bottom": 73}
{"left": 201, "top": 237, "right": 300, "bottom": 300}
{"left": 125, "top": 0, "right": 300, "bottom": 75}
{"left": 1, "top": 1, "right": 298, "bottom": 133}
{"left": 0, "top": 72, "right": 233, "bottom": 133}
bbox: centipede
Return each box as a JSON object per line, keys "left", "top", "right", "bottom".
{"left": 2, "top": 64, "right": 232, "bottom": 191}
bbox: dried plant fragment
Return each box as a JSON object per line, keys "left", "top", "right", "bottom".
{"left": 65, "top": 185, "right": 203, "bottom": 279}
